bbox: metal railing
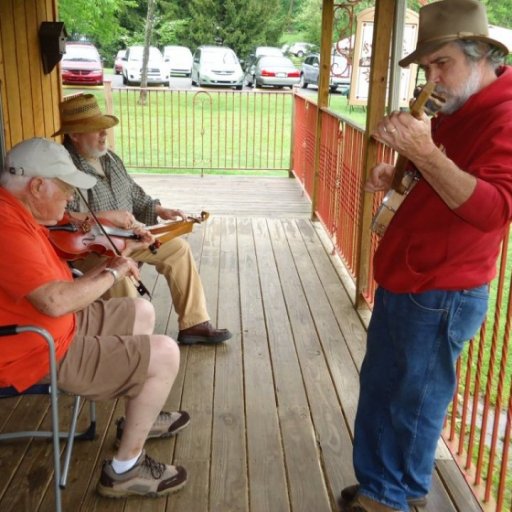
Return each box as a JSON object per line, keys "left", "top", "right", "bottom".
{"left": 292, "top": 92, "right": 512, "bottom": 512}
{"left": 105, "top": 85, "right": 293, "bottom": 173}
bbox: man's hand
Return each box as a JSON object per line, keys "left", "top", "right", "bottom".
{"left": 365, "top": 163, "right": 395, "bottom": 193}
{"left": 156, "top": 206, "right": 187, "bottom": 222}
{"left": 103, "top": 255, "right": 142, "bottom": 281}
{"left": 121, "top": 227, "right": 156, "bottom": 256}
{"left": 97, "top": 210, "right": 142, "bottom": 229}
{"left": 372, "top": 111, "right": 436, "bottom": 163}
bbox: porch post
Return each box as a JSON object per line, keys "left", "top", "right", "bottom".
{"left": 388, "top": 0, "right": 407, "bottom": 112}
{"left": 355, "top": 0, "right": 395, "bottom": 308}
{"left": 311, "top": 0, "right": 334, "bottom": 219}
{"left": 103, "top": 80, "right": 115, "bottom": 151}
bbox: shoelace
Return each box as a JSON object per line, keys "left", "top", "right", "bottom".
{"left": 140, "top": 454, "right": 167, "bottom": 479}
{"left": 155, "top": 411, "right": 174, "bottom": 427}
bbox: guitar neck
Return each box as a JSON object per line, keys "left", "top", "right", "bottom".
{"left": 389, "top": 81, "right": 436, "bottom": 194}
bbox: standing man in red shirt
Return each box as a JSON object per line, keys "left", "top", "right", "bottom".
{"left": 341, "top": 1, "right": 512, "bottom": 511}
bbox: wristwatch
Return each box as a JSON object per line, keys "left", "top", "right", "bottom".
{"left": 104, "top": 267, "right": 120, "bottom": 283}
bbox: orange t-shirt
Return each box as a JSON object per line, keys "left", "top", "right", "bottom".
{"left": 0, "top": 188, "right": 76, "bottom": 391}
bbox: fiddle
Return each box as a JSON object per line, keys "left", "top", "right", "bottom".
{"left": 48, "top": 212, "right": 153, "bottom": 298}
{"left": 48, "top": 212, "right": 141, "bottom": 260}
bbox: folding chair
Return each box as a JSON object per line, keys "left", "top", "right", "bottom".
{"left": 0, "top": 325, "right": 96, "bottom": 512}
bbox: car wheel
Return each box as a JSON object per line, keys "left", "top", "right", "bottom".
{"left": 122, "top": 74, "right": 127, "bottom": 85}
{"left": 236, "top": 84, "right": 243, "bottom": 90}
{"left": 329, "top": 85, "right": 338, "bottom": 93}
{"left": 299, "top": 74, "right": 308, "bottom": 88}
{"left": 297, "top": 50, "right": 304, "bottom": 57}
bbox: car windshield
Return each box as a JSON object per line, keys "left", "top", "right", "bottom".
{"left": 129, "top": 48, "right": 162, "bottom": 62}
{"left": 64, "top": 45, "right": 99, "bottom": 62}
{"left": 259, "top": 56, "right": 293, "bottom": 67}
{"left": 165, "top": 47, "right": 191, "bottom": 59}
{"left": 204, "top": 49, "right": 237, "bottom": 65}
{"left": 256, "top": 47, "right": 282, "bottom": 57}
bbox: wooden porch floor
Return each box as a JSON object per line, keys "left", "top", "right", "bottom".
{"left": 0, "top": 176, "right": 482, "bottom": 512}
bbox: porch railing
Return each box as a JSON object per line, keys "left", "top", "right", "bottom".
{"left": 292, "top": 92, "right": 511, "bottom": 512}
{"left": 105, "top": 84, "right": 293, "bottom": 174}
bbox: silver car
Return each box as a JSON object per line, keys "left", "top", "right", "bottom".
{"left": 299, "top": 53, "right": 351, "bottom": 94}
{"left": 191, "top": 46, "right": 244, "bottom": 90}
{"left": 245, "top": 55, "right": 300, "bottom": 89}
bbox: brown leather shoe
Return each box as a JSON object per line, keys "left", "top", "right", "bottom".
{"left": 342, "top": 494, "right": 404, "bottom": 511}
{"left": 177, "top": 321, "right": 232, "bottom": 345}
{"left": 339, "top": 485, "right": 427, "bottom": 510}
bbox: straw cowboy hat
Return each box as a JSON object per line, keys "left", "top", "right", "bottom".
{"left": 53, "top": 94, "right": 119, "bottom": 136}
{"left": 399, "top": 0, "right": 509, "bottom": 67}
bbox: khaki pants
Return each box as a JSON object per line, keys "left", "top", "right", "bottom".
{"left": 74, "top": 237, "right": 209, "bottom": 330}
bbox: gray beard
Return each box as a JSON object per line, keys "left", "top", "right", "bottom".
{"left": 436, "top": 65, "right": 482, "bottom": 114}
{"left": 82, "top": 141, "right": 109, "bottom": 159}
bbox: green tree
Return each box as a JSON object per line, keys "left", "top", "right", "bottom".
{"left": 482, "top": 0, "right": 512, "bottom": 27}
{"left": 176, "top": 0, "right": 285, "bottom": 57}
{"left": 59, "top": 0, "right": 135, "bottom": 62}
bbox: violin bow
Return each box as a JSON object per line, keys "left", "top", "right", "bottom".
{"left": 76, "top": 189, "right": 152, "bottom": 299}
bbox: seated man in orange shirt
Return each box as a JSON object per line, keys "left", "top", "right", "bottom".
{"left": 0, "top": 138, "right": 189, "bottom": 499}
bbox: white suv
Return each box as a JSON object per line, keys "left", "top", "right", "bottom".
{"left": 122, "top": 46, "right": 170, "bottom": 86}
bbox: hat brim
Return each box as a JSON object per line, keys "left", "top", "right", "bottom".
{"left": 52, "top": 114, "right": 119, "bottom": 137}
{"left": 59, "top": 170, "right": 97, "bottom": 190}
{"left": 399, "top": 35, "right": 509, "bottom": 67}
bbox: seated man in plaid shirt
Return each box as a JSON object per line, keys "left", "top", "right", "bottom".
{"left": 55, "top": 94, "right": 231, "bottom": 346}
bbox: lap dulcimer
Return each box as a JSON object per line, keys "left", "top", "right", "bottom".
{"left": 146, "top": 211, "right": 210, "bottom": 246}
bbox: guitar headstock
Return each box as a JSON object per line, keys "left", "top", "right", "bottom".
{"left": 411, "top": 82, "right": 446, "bottom": 118}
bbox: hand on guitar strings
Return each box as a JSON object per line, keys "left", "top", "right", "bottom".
{"left": 372, "top": 110, "right": 437, "bottom": 162}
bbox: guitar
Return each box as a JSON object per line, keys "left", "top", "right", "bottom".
{"left": 370, "top": 82, "right": 444, "bottom": 237}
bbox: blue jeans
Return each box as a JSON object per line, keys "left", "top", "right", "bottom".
{"left": 353, "top": 285, "right": 489, "bottom": 511}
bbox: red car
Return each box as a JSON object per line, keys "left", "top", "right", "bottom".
{"left": 114, "top": 49, "right": 126, "bottom": 75}
{"left": 61, "top": 42, "right": 103, "bottom": 86}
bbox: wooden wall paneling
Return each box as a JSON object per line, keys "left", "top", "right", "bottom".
{"left": 48, "top": 0, "right": 62, "bottom": 138}
{"left": 37, "top": 0, "right": 60, "bottom": 139}
{"left": 0, "top": 31, "right": 10, "bottom": 151}
{"left": 13, "top": 0, "right": 36, "bottom": 139}
{"left": 0, "top": 0, "right": 23, "bottom": 147}
{"left": 26, "top": 0, "right": 45, "bottom": 138}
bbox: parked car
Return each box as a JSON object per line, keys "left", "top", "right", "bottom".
{"left": 244, "top": 55, "right": 300, "bottom": 89}
{"left": 244, "top": 46, "right": 283, "bottom": 73}
{"left": 191, "top": 46, "right": 244, "bottom": 90}
{"left": 61, "top": 42, "right": 103, "bottom": 86}
{"left": 122, "top": 46, "right": 170, "bottom": 86}
{"left": 299, "top": 52, "right": 351, "bottom": 94}
{"left": 163, "top": 45, "right": 193, "bottom": 76}
{"left": 287, "top": 42, "right": 315, "bottom": 58}
{"left": 114, "top": 49, "right": 126, "bottom": 75}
